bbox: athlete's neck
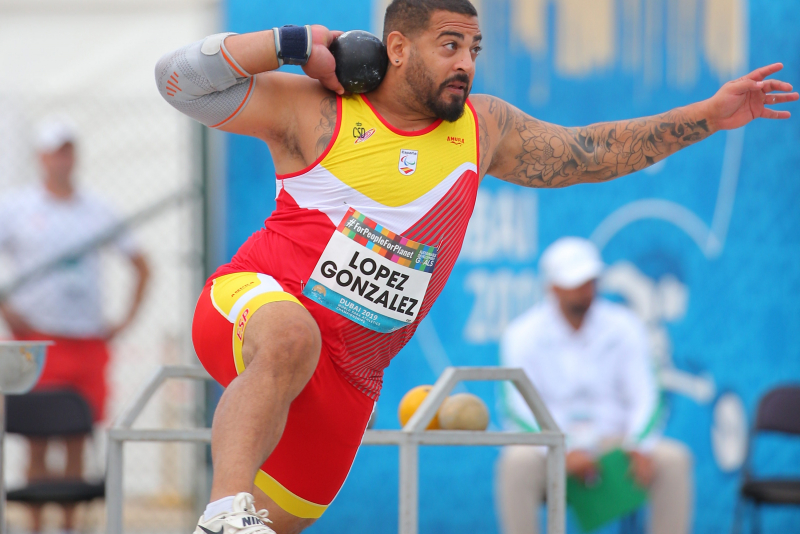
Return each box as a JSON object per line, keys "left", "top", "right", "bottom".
{"left": 366, "top": 75, "right": 439, "bottom": 132}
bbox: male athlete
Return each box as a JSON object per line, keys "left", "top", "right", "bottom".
{"left": 155, "top": 0, "right": 796, "bottom": 532}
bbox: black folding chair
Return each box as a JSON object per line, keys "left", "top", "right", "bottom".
{"left": 733, "top": 385, "right": 800, "bottom": 534}
{"left": 4, "top": 389, "right": 105, "bottom": 505}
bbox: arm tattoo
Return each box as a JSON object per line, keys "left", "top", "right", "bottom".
{"left": 478, "top": 113, "right": 491, "bottom": 177}
{"left": 314, "top": 95, "right": 337, "bottom": 158}
{"left": 488, "top": 97, "right": 516, "bottom": 138}
{"left": 488, "top": 97, "right": 711, "bottom": 188}
{"left": 479, "top": 97, "right": 516, "bottom": 177}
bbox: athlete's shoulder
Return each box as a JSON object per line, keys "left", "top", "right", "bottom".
{"left": 467, "top": 94, "right": 521, "bottom": 177}
{"left": 467, "top": 93, "right": 494, "bottom": 113}
{"left": 468, "top": 94, "right": 513, "bottom": 118}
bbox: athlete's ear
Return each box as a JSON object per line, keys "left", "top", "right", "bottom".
{"left": 385, "top": 31, "right": 408, "bottom": 67}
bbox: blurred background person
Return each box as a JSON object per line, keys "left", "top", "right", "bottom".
{"left": 0, "top": 116, "right": 150, "bottom": 533}
{"left": 495, "top": 237, "right": 693, "bottom": 534}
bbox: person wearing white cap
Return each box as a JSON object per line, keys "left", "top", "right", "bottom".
{"left": 0, "top": 116, "right": 150, "bottom": 534}
{"left": 495, "top": 237, "right": 693, "bottom": 534}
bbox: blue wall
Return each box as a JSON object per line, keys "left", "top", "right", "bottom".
{"left": 223, "top": 1, "right": 800, "bottom": 532}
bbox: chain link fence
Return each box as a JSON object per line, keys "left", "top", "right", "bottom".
{"left": 0, "top": 91, "right": 209, "bottom": 533}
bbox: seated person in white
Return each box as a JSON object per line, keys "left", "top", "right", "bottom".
{"left": 495, "top": 237, "right": 693, "bottom": 534}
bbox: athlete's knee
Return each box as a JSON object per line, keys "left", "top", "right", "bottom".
{"left": 242, "top": 303, "right": 321, "bottom": 379}
{"left": 271, "top": 312, "right": 321, "bottom": 375}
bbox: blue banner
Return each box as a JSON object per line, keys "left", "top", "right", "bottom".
{"left": 224, "top": 1, "right": 800, "bottom": 532}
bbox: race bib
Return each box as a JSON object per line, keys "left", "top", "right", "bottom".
{"left": 303, "top": 207, "right": 438, "bottom": 333}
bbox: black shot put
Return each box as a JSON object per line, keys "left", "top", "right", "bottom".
{"left": 329, "top": 30, "right": 389, "bottom": 94}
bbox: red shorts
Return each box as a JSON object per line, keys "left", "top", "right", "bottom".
{"left": 192, "top": 272, "right": 374, "bottom": 519}
{"left": 16, "top": 332, "right": 110, "bottom": 422}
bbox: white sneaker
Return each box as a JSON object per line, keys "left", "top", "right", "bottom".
{"left": 194, "top": 492, "right": 275, "bottom": 534}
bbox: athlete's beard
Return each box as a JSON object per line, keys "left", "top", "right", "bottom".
{"left": 406, "top": 50, "right": 471, "bottom": 122}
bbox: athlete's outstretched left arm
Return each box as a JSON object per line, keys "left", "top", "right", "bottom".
{"left": 474, "top": 63, "right": 798, "bottom": 187}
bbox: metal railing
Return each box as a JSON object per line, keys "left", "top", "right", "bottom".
{"left": 106, "top": 365, "right": 565, "bottom": 534}
{"left": 106, "top": 366, "right": 212, "bottom": 534}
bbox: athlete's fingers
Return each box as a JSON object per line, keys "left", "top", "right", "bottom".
{"left": 765, "top": 92, "right": 800, "bottom": 105}
{"left": 761, "top": 79, "right": 793, "bottom": 93}
{"left": 323, "top": 30, "right": 344, "bottom": 47}
{"left": 746, "top": 62, "right": 783, "bottom": 81}
{"left": 319, "top": 72, "right": 345, "bottom": 95}
{"left": 761, "top": 107, "right": 791, "bottom": 119}
{"left": 310, "top": 24, "right": 334, "bottom": 47}
{"left": 727, "top": 76, "right": 763, "bottom": 94}
{"left": 323, "top": 34, "right": 345, "bottom": 94}
{"left": 303, "top": 42, "right": 345, "bottom": 95}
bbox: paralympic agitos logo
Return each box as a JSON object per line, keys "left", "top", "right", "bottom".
{"left": 399, "top": 149, "right": 418, "bottom": 175}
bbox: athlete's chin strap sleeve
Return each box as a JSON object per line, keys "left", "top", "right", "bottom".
{"left": 155, "top": 33, "right": 255, "bottom": 129}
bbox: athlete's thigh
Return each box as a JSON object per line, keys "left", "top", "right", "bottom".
{"left": 193, "top": 271, "right": 318, "bottom": 387}
{"left": 252, "top": 487, "right": 316, "bottom": 534}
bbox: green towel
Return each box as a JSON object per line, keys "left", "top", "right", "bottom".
{"left": 566, "top": 448, "right": 649, "bottom": 532}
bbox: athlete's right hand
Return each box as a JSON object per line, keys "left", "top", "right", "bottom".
{"left": 302, "top": 25, "right": 345, "bottom": 95}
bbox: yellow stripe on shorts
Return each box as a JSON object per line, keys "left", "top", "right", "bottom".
{"left": 254, "top": 470, "right": 328, "bottom": 519}
{"left": 209, "top": 272, "right": 303, "bottom": 374}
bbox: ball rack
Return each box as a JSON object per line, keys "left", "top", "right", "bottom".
{"left": 105, "top": 365, "right": 566, "bottom": 534}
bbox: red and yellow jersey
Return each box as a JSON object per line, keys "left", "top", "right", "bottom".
{"left": 217, "top": 93, "right": 480, "bottom": 399}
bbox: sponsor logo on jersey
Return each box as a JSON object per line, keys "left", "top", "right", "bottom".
{"left": 353, "top": 122, "right": 375, "bottom": 145}
{"left": 236, "top": 308, "right": 250, "bottom": 341}
{"left": 354, "top": 128, "right": 376, "bottom": 144}
{"left": 447, "top": 135, "right": 465, "bottom": 146}
{"left": 231, "top": 281, "right": 256, "bottom": 298}
{"left": 399, "top": 149, "right": 418, "bottom": 175}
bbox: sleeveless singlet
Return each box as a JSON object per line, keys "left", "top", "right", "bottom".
{"left": 217, "top": 93, "right": 480, "bottom": 399}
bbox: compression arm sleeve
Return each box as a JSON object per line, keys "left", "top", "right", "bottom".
{"left": 155, "top": 33, "right": 256, "bottom": 128}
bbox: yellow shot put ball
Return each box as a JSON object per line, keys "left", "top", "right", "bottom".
{"left": 398, "top": 385, "right": 440, "bottom": 429}
{"left": 438, "top": 393, "right": 489, "bottom": 431}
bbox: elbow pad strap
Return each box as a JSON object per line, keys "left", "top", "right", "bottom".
{"left": 155, "top": 33, "right": 255, "bottom": 128}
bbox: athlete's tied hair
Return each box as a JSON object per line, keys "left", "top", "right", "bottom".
{"left": 383, "top": 0, "right": 478, "bottom": 42}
